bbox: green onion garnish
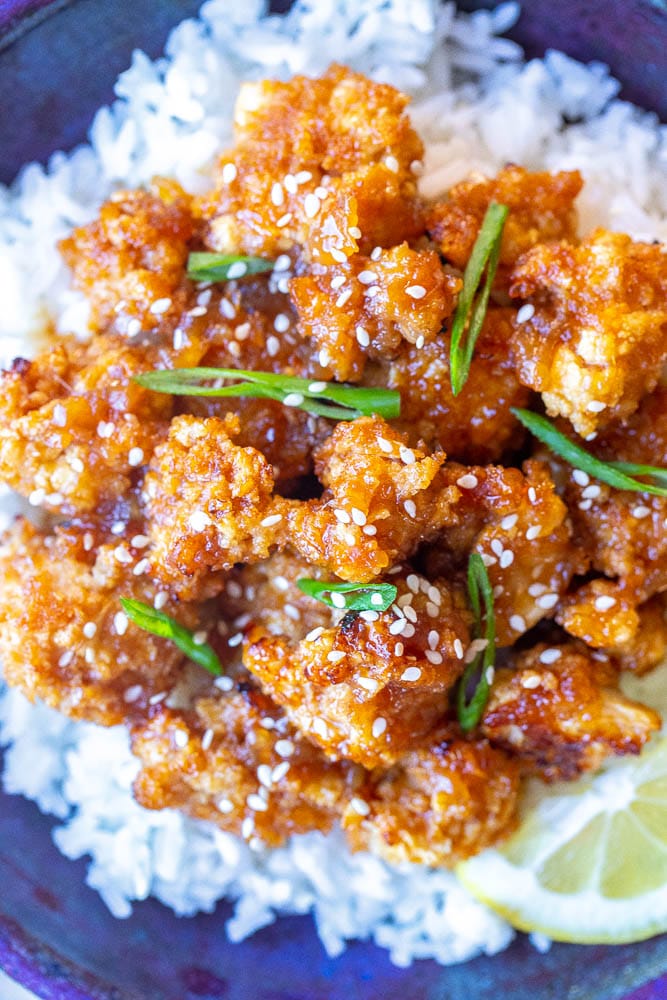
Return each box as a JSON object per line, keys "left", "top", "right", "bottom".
{"left": 457, "top": 553, "right": 496, "bottom": 732}
{"left": 120, "top": 597, "right": 223, "bottom": 676}
{"left": 511, "top": 408, "right": 667, "bottom": 498}
{"left": 187, "top": 253, "right": 274, "bottom": 282}
{"left": 449, "top": 201, "right": 509, "bottom": 396}
{"left": 134, "top": 368, "right": 401, "bottom": 422}
{"left": 296, "top": 579, "right": 398, "bottom": 612}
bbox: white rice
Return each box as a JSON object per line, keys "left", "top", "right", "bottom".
{"left": 0, "top": 0, "right": 665, "bottom": 967}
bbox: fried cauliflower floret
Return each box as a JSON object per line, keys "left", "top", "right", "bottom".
{"left": 290, "top": 244, "right": 460, "bottom": 381}
{"left": 0, "top": 341, "right": 172, "bottom": 515}
{"left": 197, "top": 65, "right": 424, "bottom": 263}
{"left": 481, "top": 644, "right": 661, "bottom": 781}
{"left": 60, "top": 179, "right": 194, "bottom": 333}
{"left": 144, "top": 414, "right": 289, "bottom": 601}
{"left": 383, "top": 307, "right": 531, "bottom": 462}
{"left": 243, "top": 572, "right": 470, "bottom": 767}
{"left": 287, "top": 416, "right": 458, "bottom": 582}
{"left": 343, "top": 735, "right": 520, "bottom": 867}
{"left": 131, "top": 687, "right": 359, "bottom": 847}
{"left": 428, "top": 166, "right": 582, "bottom": 286}
{"left": 510, "top": 230, "right": 667, "bottom": 436}
{"left": 0, "top": 519, "right": 197, "bottom": 725}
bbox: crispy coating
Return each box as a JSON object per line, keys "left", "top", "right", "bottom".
{"left": 131, "top": 688, "right": 360, "bottom": 847}
{"left": 290, "top": 244, "right": 460, "bottom": 381}
{"left": 510, "top": 230, "right": 667, "bottom": 436}
{"left": 0, "top": 519, "right": 196, "bottom": 724}
{"left": 427, "top": 165, "right": 582, "bottom": 286}
{"left": 0, "top": 340, "right": 172, "bottom": 515}
{"left": 481, "top": 644, "right": 660, "bottom": 781}
{"left": 144, "top": 414, "right": 289, "bottom": 600}
{"left": 287, "top": 416, "right": 459, "bottom": 581}
{"left": 343, "top": 735, "right": 520, "bottom": 867}
{"left": 197, "top": 65, "right": 424, "bottom": 264}
{"left": 382, "top": 307, "right": 531, "bottom": 461}
{"left": 243, "top": 571, "right": 470, "bottom": 767}
{"left": 60, "top": 179, "right": 194, "bottom": 333}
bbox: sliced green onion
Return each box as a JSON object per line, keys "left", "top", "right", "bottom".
{"left": 449, "top": 201, "right": 509, "bottom": 396}
{"left": 134, "top": 367, "right": 401, "bottom": 422}
{"left": 120, "top": 597, "right": 222, "bottom": 676}
{"left": 511, "top": 408, "right": 667, "bottom": 498}
{"left": 457, "top": 552, "right": 496, "bottom": 732}
{"left": 187, "top": 253, "right": 274, "bottom": 282}
{"left": 296, "top": 579, "right": 398, "bottom": 613}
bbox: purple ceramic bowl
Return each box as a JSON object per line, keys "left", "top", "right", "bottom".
{"left": 1, "top": 2, "right": 667, "bottom": 997}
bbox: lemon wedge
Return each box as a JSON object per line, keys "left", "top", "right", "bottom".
{"left": 458, "top": 665, "right": 667, "bottom": 944}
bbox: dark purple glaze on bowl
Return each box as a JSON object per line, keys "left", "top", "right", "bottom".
{"left": 1, "top": 2, "right": 667, "bottom": 997}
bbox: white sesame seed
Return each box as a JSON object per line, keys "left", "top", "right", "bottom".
{"left": 403, "top": 605, "right": 418, "bottom": 623}
{"left": 351, "top": 507, "right": 367, "bottom": 526}
{"left": 526, "top": 526, "right": 541, "bottom": 541}
{"left": 128, "top": 447, "right": 144, "bottom": 468}
{"left": 631, "top": 505, "right": 651, "bottom": 519}
{"left": 370, "top": 246, "right": 382, "bottom": 261}
{"left": 334, "top": 508, "right": 351, "bottom": 524}
{"left": 247, "top": 793, "right": 268, "bottom": 812}
{"left": 257, "top": 764, "right": 273, "bottom": 789}
{"left": 114, "top": 545, "right": 133, "bottom": 565}
{"left": 357, "top": 676, "right": 379, "bottom": 693}
{"left": 372, "top": 717, "right": 387, "bottom": 738}
{"left": 295, "top": 170, "right": 312, "bottom": 185}
{"left": 327, "top": 650, "right": 346, "bottom": 664}
{"left": 578, "top": 499, "right": 593, "bottom": 511}
{"left": 456, "top": 473, "right": 478, "bottom": 489}
{"left": 454, "top": 638, "right": 464, "bottom": 660}
{"left": 536, "top": 593, "right": 559, "bottom": 610}
{"left": 528, "top": 487, "right": 538, "bottom": 504}
{"left": 404, "top": 499, "right": 417, "bottom": 518}
{"left": 425, "top": 649, "right": 443, "bottom": 665}
{"left": 228, "top": 632, "right": 243, "bottom": 648}
{"left": 335, "top": 289, "right": 352, "bottom": 309}
{"left": 241, "top": 817, "right": 254, "bottom": 839}
{"left": 377, "top": 437, "right": 393, "bottom": 454}
{"left": 58, "top": 650, "right": 74, "bottom": 668}
{"left": 516, "top": 303, "right": 535, "bottom": 324}
{"left": 29, "top": 488, "right": 45, "bottom": 506}
{"left": 217, "top": 797, "right": 234, "bottom": 814}
{"left": 509, "top": 614, "right": 527, "bottom": 633}
{"left": 132, "top": 558, "right": 150, "bottom": 576}
{"left": 428, "top": 630, "right": 439, "bottom": 650}
{"left": 491, "top": 539, "right": 504, "bottom": 557}
{"left": 399, "top": 447, "right": 416, "bottom": 465}
{"left": 266, "top": 335, "right": 281, "bottom": 357}
{"left": 82, "top": 621, "right": 97, "bottom": 639}
{"left": 188, "top": 510, "right": 213, "bottom": 532}
{"left": 358, "top": 270, "right": 377, "bottom": 285}
{"left": 480, "top": 553, "right": 497, "bottom": 568}
{"left": 385, "top": 154, "right": 400, "bottom": 173}
{"left": 595, "top": 595, "right": 617, "bottom": 611}
{"left": 500, "top": 550, "right": 515, "bottom": 569}
{"left": 572, "top": 469, "right": 590, "bottom": 486}
{"left": 501, "top": 514, "right": 518, "bottom": 530}
{"left": 234, "top": 322, "right": 250, "bottom": 341}
{"left": 188, "top": 306, "right": 207, "bottom": 318}
{"left": 365, "top": 285, "right": 380, "bottom": 298}
{"left": 260, "top": 513, "right": 283, "bottom": 527}
{"left": 528, "top": 583, "right": 547, "bottom": 597}
{"left": 126, "top": 318, "right": 142, "bottom": 337}
{"left": 97, "top": 421, "right": 114, "bottom": 439}
{"left": 360, "top": 610, "right": 379, "bottom": 623}
{"left": 275, "top": 739, "right": 295, "bottom": 758}
{"left": 330, "top": 247, "right": 347, "bottom": 263}
{"left": 149, "top": 297, "right": 172, "bottom": 317}
{"left": 283, "top": 393, "right": 304, "bottom": 407}
{"left": 582, "top": 485, "right": 601, "bottom": 500}
{"left": 330, "top": 591, "right": 347, "bottom": 609}
{"left": 219, "top": 298, "right": 236, "bottom": 319}
{"left": 154, "top": 592, "right": 168, "bottom": 610}
{"left": 401, "top": 666, "right": 421, "bottom": 682}
{"left": 389, "top": 618, "right": 408, "bottom": 636}
{"left": 271, "top": 182, "right": 285, "bottom": 206}
{"left": 113, "top": 611, "right": 129, "bottom": 636}
{"left": 370, "top": 593, "right": 385, "bottom": 607}
{"left": 406, "top": 575, "right": 419, "bottom": 593}
{"left": 405, "top": 284, "right": 427, "bottom": 300}
{"left": 587, "top": 400, "right": 606, "bottom": 413}
{"left": 192, "top": 630, "right": 208, "bottom": 646}
{"left": 306, "top": 382, "right": 326, "bottom": 396}
{"left": 222, "top": 162, "right": 237, "bottom": 184}
{"left": 276, "top": 212, "right": 293, "bottom": 228}
{"left": 348, "top": 226, "right": 362, "bottom": 239}
{"left": 227, "top": 261, "right": 248, "bottom": 281}
{"left": 306, "top": 626, "right": 325, "bottom": 643}
{"left": 174, "top": 730, "right": 188, "bottom": 749}
{"left": 124, "top": 684, "right": 143, "bottom": 704}
{"left": 312, "top": 717, "right": 329, "bottom": 739}
{"left": 464, "top": 638, "right": 489, "bottom": 664}
{"left": 215, "top": 675, "right": 234, "bottom": 692}
{"left": 363, "top": 525, "right": 377, "bottom": 536}
{"left": 394, "top": 642, "right": 405, "bottom": 657}
{"left": 350, "top": 797, "right": 371, "bottom": 816}
{"left": 540, "top": 648, "right": 562, "bottom": 664}
{"left": 130, "top": 534, "right": 150, "bottom": 549}
{"left": 402, "top": 623, "right": 416, "bottom": 639}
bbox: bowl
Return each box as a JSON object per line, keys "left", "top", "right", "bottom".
{"left": 1, "top": 2, "right": 666, "bottom": 997}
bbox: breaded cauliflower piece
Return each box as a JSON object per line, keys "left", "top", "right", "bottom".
{"left": 243, "top": 571, "right": 470, "bottom": 767}
{"left": 510, "top": 230, "right": 667, "bottom": 436}
{"left": 287, "top": 416, "right": 459, "bottom": 581}
{"left": 481, "top": 643, "right": 660, "bottom": 781}
{"left": 428, "top": 165, "right": 582, "bottom": 286}
{"left": 0, "top": 341, "right": 172, "bottom": 515}
{"left": 197, "top": 65, "right": 424, "bottom": 263}
{"left": 0, "top": 519, "right": 196, "bottom": 725}
{"left": 60, "top": 179, "right": 194, "bottom": 333}
{"left": 290, "top": 244, "right": 460, "bottom": 381}
{"left": 144, "top": 414, "right": 289, "bottom": 600}
{"left": 343, "top": 735, "right": 520, "bottom": 867}
{"left": 131, "top": 687, "right": 359, "bottom": 847}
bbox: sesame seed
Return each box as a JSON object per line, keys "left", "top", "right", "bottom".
{"left": 235, "top": 322, "right": 250, "bottom": 341}
{"left": 405, "top": 284, "right": 426, "bottom": 300}
{"left": 128, "top": 447, "right": 144, "bottom": 468}
{"left": 266, "top": 335, "right": 280, "bottom": 357}
{"left": 491, "top": 539, "right": 504, "bottom": 558}
{"left": 283, "top": 393, "right": 304, "bottom": 407}
{"left": 247, "top": 793, "right": 268, "bottom": 812}
{"left": 402, "top": 623, "right": 416, "bottom": 639}
{"left": 226, "top": 580, "right": 243, "bottom": 599}
{"left": 29, "top": 488, "right": 45, "bottom": 506}
{"left": 220, "top": 298, "right": 236, "bottom": 319}
{"left": 536, "top": 593, "right": 559, "bottom": 610}
{"left": 385, "top": 154, "right": 400, "bottom": 173}
{"left": 528, "top": 583, "right": 547, "bottom": 597}
{"left": 631, "top": 505, "right": 651, "bottom": 519}
{"left": 464, "top": 638, "right": 489, "bottom": 664}
{"left": 132, "top": 558, "right": 150, "bottom": 576}
{"left": 456, "top": 473, "right": 478, "bottom": 489}
{"left": 351, "top": 507, "right": 367, "bottom": 526}
{"left": 306, "top": 626, "right": 325, "bottom": 643}
{"left": 284, "top": 604, "right": 301, "bottom": 622}
{"left": 540, "top": 648, "right": 562, "bottom": 665}
{"left": 364, "top": 285, "right": 380, "bottom": 298}
{"left": 578, "top": 499, "right": 593, "bottom": 511}
{"left": 188, "top": 306, "right": 207, "bottom": 318}
{"left": 357, "top": 676, "right": 379, "bottom": 693}
{"left": 330, "top": 247, "right": 347, "bottom": 263}
{"left": 425, "top": 649, "right": 443, "bottom": 665}
{"left": 372, "top": 717, "right": 387, "bottom": 738}
{"left": 582, "top": 485, "right": 601, "bottom": 500}
{"left": 227, "top": 261, "right": 248, "bottom": 280}
{"left": 377, "top": 436, "right": 393, "bottom": 454}
{"left": 192, "top": 630, "right": 208, "bottom": 646}
{"left": 154, "top": 592, "right": 168, "bottom": 610}
{"left": 327, "top": 650, "right": 346, "bottom": 663}
{"left": 428, "top": 630, "right": 439, "bottom": 649}
{"left": 311, "top": 717, "right": 329, "bottom": 739}
{"left": 350, "top": 796, "right": 371, "bottom": 816}
{"left": 358, "top": 270, "right": 377, "bottom": 285}
{"left": 370, "top": 246, "right": 382, "bottom": 261}
{"left": 112, "top": 611, "right": 129, "bottom": 636}
{"left": 228, "top": 632, "right": 243, "bottom": 648}
{"left": 276, "top": 212, "right": 293, "bottom": 228}
{"left": 304, "top": 193, "right": 321, "bottom": 218}
{"left": 526, "top": 526, "right": 541, "bottom": 541}
{"left": 124, "top": 684, "right": 143, "bottom": 704}
{"left": 131, "top": 534, "right": 150, "bottom": 549}
{"left": 572, "top": 469, "right": 590, "bottom": 486}
{"left": 501, "top": 514, "right": 518, "bottom": 530}
{"left": 399, "top": 446, "right": 416, "bottom": 465}
{"left": 509, "top": 614, "right": 527, "bottom": 633}
{"left": 58, "top": 650, "right": 74, "bottom": 667}
{"left": 307, "top": 382, "right": 326, "bottom": 395}
{"left": 241, "top": 817, "right": 254, "bottom": 839}
{"left": 275, "top": 739, "right": 295, "bottom": 758}
{"left": 271, "top": 182, "right": 285, "bottom": 206}
{"left": 217, "top": 797, "right": 234, "bottom": 814}
{"left": 260, "top": 513, "right": 283, "bottom": 527}
{"left": 394, "top": 642, "right": 405, "bottom": 657}
{"left": 370, "top": 593, "right": 385, "bottom": 607}
{"left": 272, "top": 761, "right": 290, "bottom": 782}
{"left": 334, "top": 508, "right": 351, "bottom": 524}
{"left": 363, "top": 525, "right": 377, "bottom": 536}
{"left": 406, "top": 575, "right": 419, "bottom": 593}
{"left": 257, "top": 764, "right": 273, "bottom": 788}
{"left": 403, "top": 605, "right": 418, "bottom": 624}
{"left": 97, "top": 421, "right": 114, "bottom": 438}
{"left": 126, "top": 318, "right": 142, "bottom": 337}
{"left": 222, "top": 162, "right": 237, "bottom": 183}
{"left": 215, "top": 675, "right": 234, "bottom": 691}
{"left": 516, "top": 303, "right": 535, "bottom": 324}
{"left": 401, "top": 666, "right": 421, "bottom": 682}
{"left": 500, "top": 550, "right": 515, "bottom": 569}
{"left": 173, "top": 730, "right": 188, "bottom": 749}
{"left": 528, "top": 487, "right": 538, "bottom": 503}
{"left": 389, "top": 618, "right": 408, "bottom": 636}
{"left": 348, "top": 226, "right": 362, "bottom": 239}
{"left": 114, "top": 545, "right": 133, "bottom": 565}
{"left": 330, "top": 591, "right": 347, "bottom": 609}
{"left": 410, "top": 159, "right": 424, "bottom": 175}
{"left": 295, "top": 170, "right": 312, "bottom": 184}
{"left": 595, "top": 595, "right": 617, "bottom": 611}
{"left": 360, "top": 610, "right": 380, "bottom": 623}
{"left": 404, "top": 499, "right": 417, "bottom": 518}
{"left": 189, "top": 510, "right": 213, "bottom": 532}
{"left": 335, "top": 289, "right": 352, "bottom": 308}
{"left": 587, "top": 400, "right": 606, "bottom": 413}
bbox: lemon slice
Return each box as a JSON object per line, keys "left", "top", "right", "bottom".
{"left": 458, "top": 665, "right": 667, "bottom": 944}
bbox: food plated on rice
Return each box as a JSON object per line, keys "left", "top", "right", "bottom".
{"left": 0, "top": 0, "right": 666, "bottom": 974}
